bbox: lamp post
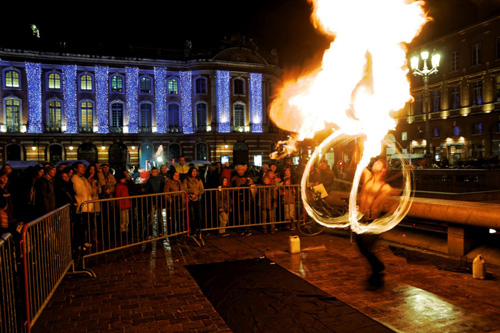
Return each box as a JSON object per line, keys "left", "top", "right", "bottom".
{"left": 411, "top": 50, "right": 440, "bottom": 168}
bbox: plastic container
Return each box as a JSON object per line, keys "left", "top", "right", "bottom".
{"left": 472, "top": 254, "right": 486, "bottom": 280}
{"left": 289, "top": 235, "right": 300, "bottom": 254}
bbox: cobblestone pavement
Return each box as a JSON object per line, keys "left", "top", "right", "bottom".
{"left": 34, "top": 229, "right": 500, "bottom": 332}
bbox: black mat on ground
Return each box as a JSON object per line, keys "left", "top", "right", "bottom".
{"left": 185, "top": 257, "right": 394, "bottom": 333}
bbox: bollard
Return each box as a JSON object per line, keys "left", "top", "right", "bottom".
{"left": 289, "top": 235, "right": 301, "bottom": 254}
{"left": 472, "top": 254, "right": 486, "bottom": 280}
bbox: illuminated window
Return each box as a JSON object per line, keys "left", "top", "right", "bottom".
{"left": 5, "top": 98, "right": 21, "bottom": 132}
{"left": 453, "top": 126, "right": 461, "bottom": 136}
{"left": 48, "top": 99, "right": 62, "bottom": 130}
{"left": 233, "top": 103, "right": 245, "bottom": 128}
{"left": 140, "top": 76, "right": 152, "bottom": 94}
{"left": 196, "top": 142, "right": 208, "bottom": 161}
{"left": 402, "top": 132, "right": 407, "bottom": 141}
{"left": 110, "top": 102, "right": 124, "bottom": 130}
{"left": 449, "top": 86, "right": 460, "bottom": 109}
{"left": 233, "top": 78, "right": 245, "bottom": 95}
{"left": 195, "top": 77, "right": 207, "bottom": 94}
{"left": 111, "top": 75, "right": 124, "bottom": 92}
{"left": 4, "top": 69, "right": 20, "bottom": 88}
{"left": 472, "top": 123, "right": 482, "bottom": 135}
{"left": 433, "top": 128, "right": 440, "bottom": 137}
{"left": 431, "top": 90, "right": 440, "bottom": 112}
{"left": 79, "top": 101, "right": 93, "bottom": 131}
{"left": 472, "top": 81, "right": 483, "bottom": 105}
{"left": 48, "top": 72, "right": 61, "bottom": 90}
{"left": 80, "top": 74, "right": 93, "bottom": 91}
{"left": 168, "top": 78, "right": 178, "bottom": 94}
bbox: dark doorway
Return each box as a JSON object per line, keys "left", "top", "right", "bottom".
{"left": 78, "top": 143, "right": 98, "bottom": 164}
{"left": 6, "top": 144, "right": 22, "bottom": 161}
{"left": 49, "top": 144, "right": 63, "bottom": 164}
{"left": 109, "top": 143, "right": 128, "bottom": 171}
{"left": 233, "top": 141, "right": 249, "bottom": 166}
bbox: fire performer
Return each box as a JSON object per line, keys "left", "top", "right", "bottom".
{"left": 357, "top": 157, "right": 399, "bottom": 289}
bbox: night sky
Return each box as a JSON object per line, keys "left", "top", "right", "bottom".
{"left": 1, "top": 0, "right": 500, "bottom": 69}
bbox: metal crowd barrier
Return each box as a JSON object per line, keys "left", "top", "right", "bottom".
{"left": 199, "top": 184, "right": 302, "bottom": 233}
{"left": 78, "top": 191, "right": 189, "bottom": 269}
{"left": 20, "top": 205, "right": 74, "bottom": 332}
{"left": 1, "top": 232, "right": 21, "bottom": 333}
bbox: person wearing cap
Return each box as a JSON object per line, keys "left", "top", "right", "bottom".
{"left": 98, "top": 163, "right": 116, "bottom": 199}
{"left": 34, "top": 164, "right": 57, "bottom": 217}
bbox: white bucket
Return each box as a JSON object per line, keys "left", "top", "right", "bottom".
{"left": 289, "top": 235, "right": 301, "bottom": 254}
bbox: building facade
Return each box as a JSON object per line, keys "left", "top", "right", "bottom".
{"left": 0, "top": 42, "right": 286, "bottom": 170}
{"left": 393, "top": 14, "right": 500, "bottom": 166}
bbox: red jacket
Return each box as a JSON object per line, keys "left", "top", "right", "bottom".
{"left": 115, "top": 183, "right": 131, "bottom": 210}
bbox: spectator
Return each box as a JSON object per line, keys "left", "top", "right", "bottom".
{"left": 159, "top": 164, "right": 169, "bottom": 184}
{"left": 24, "top": 165, "right": 44, "bottom": 222}
{"left": 164, "top": 171, "right": 186, "bottom": 234}
{"left": 54, "top": 171, "right": 77, "bottom": 225}
{"left": 115, "top": 172, "right": 131, "bottom": 234}
{"left": 34, "top": 164, "right": 57, "bottom": 217}
{"left": 220, "top": 162, "right": 233, "bottom": 184}
{"left": 98, "top": 163, "right": 116, "bottom": 199}
{"left": 231, "top": 165, "right": 253, "bottom": 236}
{"left": 145, "top": 167, "right": 164, "bottom": 235}
{"left": 0, "top": 170, "right": 14, "bottom": 234}
{"left": 259, "top": 175, "right": 277, "bottom": 233}
{"left": 281, "top": 178, "right": 297, "bottom": 230}
{"left": 175, "top": 156, "right": 190, "bottom": 181}
{"left": 318, "top": 160, "right": 335, "bottom": 192}
{"left": 217, "top": 177, "right": 232, "bottom": 236}
{"left": 183, "top": 167, "right": 204, "bottom": 236}
{"left": 72, "top": 162, "right": 94, "bottom": 252}
{"left": 85, "top": 164, "right": 101, "bottom": 245}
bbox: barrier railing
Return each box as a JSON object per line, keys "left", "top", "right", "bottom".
{"left": 78, "top": 191, "right": 189, "bottom": 269}
{"left": 1, "top": 232, "right": 21, "bottom": 333}
{"left": 20, "top": 205, "right": 74, "bottom": 332}
{"left": 199, "top": 184, "right": 301, "bottom": 234}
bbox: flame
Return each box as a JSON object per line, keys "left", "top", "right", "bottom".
{"left": 270, "top": 0, "right": 430, "bottom": 233}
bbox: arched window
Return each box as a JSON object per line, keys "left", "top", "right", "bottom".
{"left": 196, "top": 142, "right": 208, "bottom": 161}
{"left": 48, "top": 144, "right": 64, "bottom": 164}
{"left": 79, "top": 73, "right": 93, "bottom": 91}
{"left": 168, "top": 143, "right": 181, "bottom": 160}
{"left": 168, "top": 104, "right": 180, "bottom": 130}
{"left": 79, "top": 100, "right": 94, "bottom": 132}
{"left": 3, "top": 68, "right": 21, "bottom": 88}
{"left": 4, "top": 97, "right": 22, "bottom": 132}
{"left": 6, "top": 143, "right": 23, "bottom": 161}
{"left": 110, "top": 101, "right": 124, "bottom": 132}
{"left": 110, "top": 74, "right": 124, "bottom": 93}
{"left": 168, "top": 78, "right": 178, "bottom": 95}
{"left": 233, "top": 78, "right": 245, "bottom": 95}
{"left": 77, "top": 143, "right": 98, "bottom": 164}
{"left": 195, "top": 77, "right": 207, "bottom": 94}
{"left": 140, "top": 76, "right": 152, "bottom": 94}
{"left": 109, "top": 143, "right": 128, "bottom": 170}
{"left": 139, "top": 102, "right": 153, "bottom": 132}
{"left": 47, "top": 71, "right": 61, "bottom": 90}
{"left": 233, "top": 141, "right": 249, "bottom": 166}
{"left": 233, "top": 102, "right": 245, "bottom": 129}
{"left": 47, "top": 98, "right": 63, "bottom": 132}
{"left": 195, "top": 102, "right": 207, "bottom": 129}
{"left": 453, "top": 126, "right": 461, "bottom": 137}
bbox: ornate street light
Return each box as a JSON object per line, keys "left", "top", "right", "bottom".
{"left": 411, "top": 50, "right": 440, "bottom": 167}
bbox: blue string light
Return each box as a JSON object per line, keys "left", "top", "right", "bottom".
{"left": 25, "top": 62, "right": 43, "bottom": 133}
{"left": 216, "top": 70, "right": 231, "bottom": 133}
{"left": 62, "top": 65, "right": 78, "bottom": 133}
{"left": 126, "top": 67, "right": 139, "bottom": 133}
{"left": 180, "top": 71, "right": 194, "bottom": 134}
{"left": 250, "top": 72, "right": 263, "bottom": 133}
{"left": 154, "top": 67, "right": 167, "bottom": 133}
{"left": 95, "top": 65, "right": 109, "bottom": 133}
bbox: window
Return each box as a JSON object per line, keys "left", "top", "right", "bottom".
{"left": 168, "top": 143, "right": 181, "bottom": 160}
{"left": 196, "top": 143, "right": 208, "bottom": 161}
{"left": 431, "top": 90, "right": 440, "bottom": 112}
{"left": 4, "top": 69, "right": 20, "bottom": 88}
{"left": 80, "top": 74, "right": 93, "bottom": 91}
{"left": 139, "top": 102, "right": 152, "bottom": 131}
{"left": 140, "top": 76, "right": 152, "bottom": 94}
{"left": 402, "top": 132, "right": 407, "bottom": 141}
{"left": 497, "top": 37, "right": 500, "bottom": 60}
{"left": 5, "top": 98, "right": 21, "bottom": 132}
{"left": 168, "top": 78, "right": 178, "bottom": 94}
{"left": 48, "top": 72, "right": 61, "bottom": 90}
{"left": 80, "top": 101, "right": 93, "bottom": 131}
{"left": 451, "top": 51, "right": 459, "bottom": 72}
{"left": 449, "top": 86, "right": 460, "bottom": 109}
{"left": 453, "top": 126, "right": 461, "bottom": 137}
{"left": 195, "top": 77, "right": 207, "bottom": 94}
{"left": 111, "top": 75, "right": 124, "bottom": 92}
{"left": 47, "top": 99, "right": 62, "bottom": 131}
{"left": 233, "top": 103, "right": 245, "bottom": 127}
{"left": 433, "top": 128, "right": 440, "bottom": 137}
{"left": 195, "top": 103, "right": 207, "bottom": 128}
{"left": 168, "top": 104, "right": 180, "bottom": 128}
{"left": 472, "top": 81, "right": 483, "bottom": 105}
{"left": 472, "top": 43, "right": 481, "bottom": 66}
{"left": 412, "top": 94, "right": 422, "bottom": 115}
{"left": 110, "top": 102, "right": 124, "bottom": 131}
{"left": 472, "top": 123, "right": 483, "bottom": 135}
{"left": 233, "top": 78, "right": 244, "bottom": 95}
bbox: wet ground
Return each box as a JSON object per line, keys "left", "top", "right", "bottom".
{"left": 34, "top": 228, "right": 500, "bottom": 332}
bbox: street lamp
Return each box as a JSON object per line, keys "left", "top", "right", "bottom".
{"left": 411, "top": 50, "right": 440, "bottom": 168}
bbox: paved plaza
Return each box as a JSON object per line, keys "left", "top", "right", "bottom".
{"left": 34, "top": 229, "right": 500, "bottom": 332}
